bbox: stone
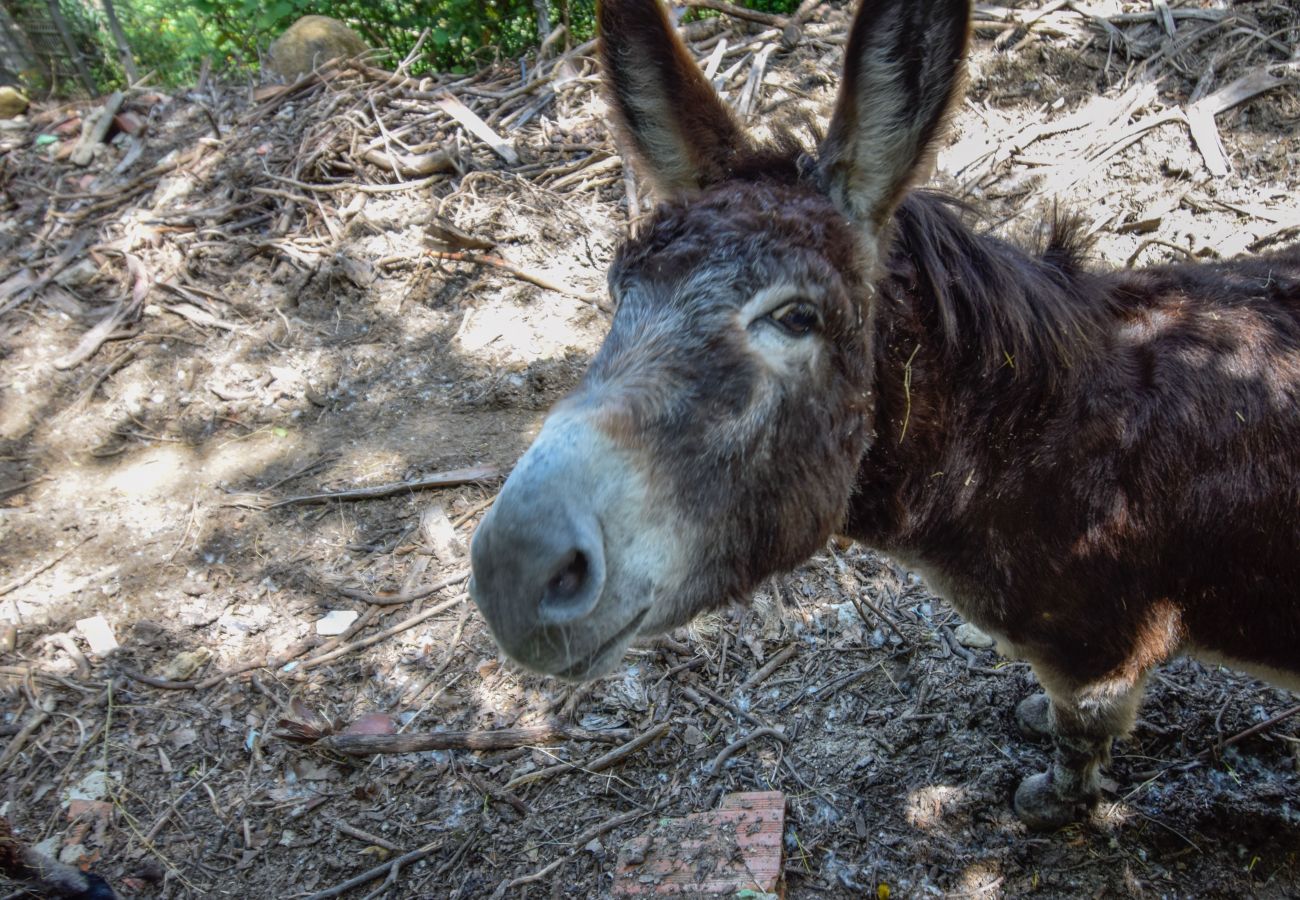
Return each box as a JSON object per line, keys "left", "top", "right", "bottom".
{"left": 953, "top": 621, "right": 995, "bottom": 649}
{"left": 268, "top": 16, "right": 369, "bottom": 80}
{"left": 0, "top": 86, "right": 27, "bottom": 119}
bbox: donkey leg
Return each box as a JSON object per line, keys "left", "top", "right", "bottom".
{"left": 1013, "top": 669, "right": 1147, "bottom": 830}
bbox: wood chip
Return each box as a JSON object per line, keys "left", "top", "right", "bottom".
{"left": 435, "top": 94, "right": 519, "bottom": 164}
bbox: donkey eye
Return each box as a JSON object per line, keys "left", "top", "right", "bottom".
{"left": 769, "top": 301, "right": 820, "bottom": 336}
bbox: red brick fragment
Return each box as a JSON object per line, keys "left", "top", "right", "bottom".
{"left": 613, "top": 791, "right": 785, "bottom": 896}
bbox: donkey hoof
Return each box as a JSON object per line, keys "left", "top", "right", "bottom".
{"left": 1013, "top": 773, "right": 1089, "bottom": 830}
{"left": 1016, "top": 692, "right": 1053, "bottom": 740}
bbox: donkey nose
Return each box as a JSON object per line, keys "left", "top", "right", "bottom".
{"left": 472, "top": 499, "right": 607, "bottom": 631}
{"left": 539, "top": 545, "right": 601, "bottom": 624}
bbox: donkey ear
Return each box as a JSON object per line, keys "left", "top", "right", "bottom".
{"left": 599, "top": 0, "right": 751, "bottom": 196}
{"left": 818, "top": 0, "right": 971, "bottom": 230}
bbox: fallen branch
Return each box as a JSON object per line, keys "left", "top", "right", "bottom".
{"left": 707, "top": 723, "right": 785, "bottom": 775}
{"left": 680, "top": 0, "right": 787, "bottom": 28}
{"left": 458, "top": 770, "right": 532, "bottom": 816}
{"left": 740, "top": 643, "right": 798, "bottom": 689}
{"left": 267, "top": 466, "right": 499, "bottom": 508}
{"left": 504, "top": 722, "right": 671, "bottom": 790}
{"left": 303, "top": 840, "right": 439, "bottom": 900}
{"left": 71, "top": 91, "right": 125, "bottom": 166}
{"left": 435, "top": 94, "right": 519, "bottom": 164}
{"left": 315, "top": 723, "right": 633, "bottom": 756}
{"left": 1186, "top": 68, "right": 1289, "bottom": 176}
{"left": 295, "top": 593, "right": 467, "bottom": 671}
{"left": 417, "top": 250, "right": 610, "bottom": 310}
{"left": 335, "top": 569, "right": 470, "bottom": 606}
{"left": 0, "top": 711, "right": 50, "bottom": 777}
{"left": 1209, "top": 703, "right": 1300, "bottom": 757}
{"left": 359, "top": 145, "right": 455, "bottom": 177}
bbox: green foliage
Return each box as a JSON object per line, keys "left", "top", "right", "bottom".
{"left": 40, "top": 0, "right": 793, "bottom": 91}
{"left": 739, "top": 0, "right": 799, "bottom": 14}
{"left": 115, "top": 0, "right": 226, "bottom": 80}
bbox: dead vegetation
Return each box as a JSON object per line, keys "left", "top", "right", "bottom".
{"left": 1, "top": 2, "right": 1298, "bottom": 897}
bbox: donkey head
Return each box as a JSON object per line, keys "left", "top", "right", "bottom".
{"left": 470, "top": 0, "right": 970, "bottom": 679}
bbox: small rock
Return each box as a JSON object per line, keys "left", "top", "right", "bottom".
{"left": 75, "top": 614, "right": 118, "bottom": 655}
{"left": 315, "top": 609, "right": 358, "bottom": 636}
{"left": 0, "top": 85, "right": 27, "bottom": 119}
{"left": 54, "top": 258, "right": 98, "bottom": 289}
{"left": 421, "top": 504, "right": 464, "bottom": 564}
{"left": 268, "top": 16, "right": 369, "bottom": 80}
{"left": 953, "top": 622, "right": 995, "bottom": 649}
{"left": 58, "top": 841, "right": 90, "bottom": 866}
{"left": 156, "top": 647, "right": 212, "bottom": 681}
{"left": 65, "top": 769, "right": 111, "bottom": 803}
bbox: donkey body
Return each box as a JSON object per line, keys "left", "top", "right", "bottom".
{"left": 470, "top": 0, "right": 1300, "bottom": 828}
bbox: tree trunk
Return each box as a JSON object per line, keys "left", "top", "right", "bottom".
{"left": 43, "top": 0, "right": 97, "bottom": 94}
{"left": 533, "top": 0, "right": 550, "bottom": 49}
{"left": 98, "top": 0, "right": 137, "bottom": 83}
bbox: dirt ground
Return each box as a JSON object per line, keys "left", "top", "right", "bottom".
{"left": 2, "top": 2, "right": 1299, "bottom": 897}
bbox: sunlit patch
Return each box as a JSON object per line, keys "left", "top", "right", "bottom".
{"left": 904, "top": 784, "right": 965, "bottom": 830}
{"left": 470, "top": 661, "right": 530, "bottom": 722}
{"left": 959, "top": 860, "right": 1004, "bottom": 895}
{"left": 454, "top": 296, "right": 589, "bottom": 360}
{"left": 1096, "top": 799, "right": 1134, "bottom": 829}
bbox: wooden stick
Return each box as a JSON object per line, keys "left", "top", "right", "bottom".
{"left": 329, "top": 818, "right": 400, "bottom": 851}
{"left": 268, "top": 466, "right": 499, "bottom": 508}
{"left": 707, "top": 726, "right": 786, "bottom": 776}
{"left": 680, "top": 0, "right": 787, "bottom": 28}
{"left": 296, "top": 593, "right": 468, "bottom": 671}
{"left": 420, "top": 250, "right": 609, "bottom": 310}
{"left": 359, "top": 146, "right": 455, "bottom": 177}
{"left": 435, "top": 94, "right": 519, "bottom": 165}
{"left": 1210, "top": 703, "right": 1300, "bottom": 756}
{"left": 303, "top": 841, "right": 439, "bottom": 900}
{"left": 336, "top": 570, "right": 471, "bottom": 606}
{"left": 459, "top": 770, "right": 532, "bottom": 816}
{"left": 741, "top": 643, "right": 798, "bottom": 689}
{"left": 315, "top": 723, "right": 633, "bottom": 756}
{"left": 503, "top": 722, "right": 671, "bottom": 790}
{"left": 490, "top": 858, "right": 564, "bottom": 898}
{"left": 0, "top": 711, "right": 50, "bottom": 776}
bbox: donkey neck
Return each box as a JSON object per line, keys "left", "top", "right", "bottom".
{"left": 844, "top": 192, "right": 1113, "bottom": 548}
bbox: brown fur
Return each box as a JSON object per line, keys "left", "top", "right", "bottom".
{"left": 472, "top": 0, "right": 1300, "bottom": 828}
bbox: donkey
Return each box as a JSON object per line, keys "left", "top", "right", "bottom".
{"left": 469, "top": 0, "right": 1300, "bottom": 828}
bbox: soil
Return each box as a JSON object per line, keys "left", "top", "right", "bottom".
{"left": 1, "top": 2, "right": 1298, "bottom": 898}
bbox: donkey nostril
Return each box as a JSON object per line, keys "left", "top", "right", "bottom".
{"left": 545, "top": 550, "right": 589, "bottom": 603}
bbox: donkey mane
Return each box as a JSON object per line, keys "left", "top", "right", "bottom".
{"left": 882, "top": 191, "right": 1113, "bottom": 381}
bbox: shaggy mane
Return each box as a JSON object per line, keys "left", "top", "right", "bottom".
{"left": 883, "top": 191, "right": 1114, "bottom": 379}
